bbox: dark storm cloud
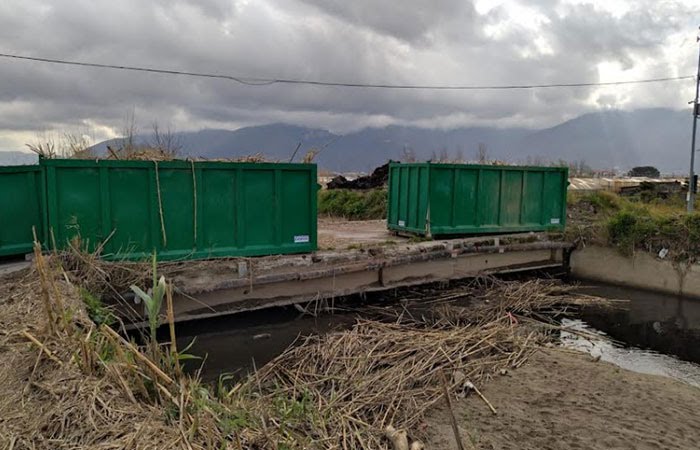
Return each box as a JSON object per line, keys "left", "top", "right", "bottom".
{"left": 0, "top": 0, "right": 698, "bottom": 150}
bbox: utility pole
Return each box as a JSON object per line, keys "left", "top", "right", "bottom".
{"left": 687, "top": 28, "right": 700, "bottom": 212}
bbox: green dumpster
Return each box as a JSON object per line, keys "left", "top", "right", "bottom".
{"left": 0, "top": 165, "right": 46, "bottom": 257}
{"left": 387, "top": 162, "right": 567, "bottom": 236}
{"left": 43, "top": 159, "right": 317, "bottom": 260}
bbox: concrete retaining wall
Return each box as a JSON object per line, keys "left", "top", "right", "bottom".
{"left": 570, "top": 246, "right": 700, "bottom": 298}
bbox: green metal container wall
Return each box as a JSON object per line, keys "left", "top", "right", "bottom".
{"left": 388, "top": 163, "right": 567, "bottom": 236}
{"left": 0, "top": 165, "right": 46, "bottom": 257}
{"left": 43, "top": 159, "right": 317, "bottom": 260}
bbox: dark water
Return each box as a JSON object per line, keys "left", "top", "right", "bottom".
{"left": 174, "top": 306, "right": 357, "bottom": 381}
{"left": 562, "top": 283, "right": 700, "bottom": 387}
{"left": 575, "top": 284, "right": 700, "bottom": 362}
{"left": 173, "top": 280, "right": 473, "bottom": 381}
{"left": 175, "top": 280, "right": 700, "bottom": 386}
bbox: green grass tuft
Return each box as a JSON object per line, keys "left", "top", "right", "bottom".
{"left": 79, "top": 287, "right": 115, "bottom": 326}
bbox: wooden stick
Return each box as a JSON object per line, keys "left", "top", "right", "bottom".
{"left": 20, "top": 330, "right": 63, "bottom": 366}
{"left": 466, "top": 380, "right": 497, "bottom": 415}
{"left": 439, "top": 369, "right": 466, "bottom": 450}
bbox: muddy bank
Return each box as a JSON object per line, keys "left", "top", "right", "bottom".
{"left": 425, "top": 348, "right": 700, "bottom": 450}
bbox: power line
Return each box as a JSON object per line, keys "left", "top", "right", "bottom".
{"left": 0, "top": 52, "right": 694, "bottom": 90}
{"left": 0, "top": 53, "right": 275, "bottom": 86}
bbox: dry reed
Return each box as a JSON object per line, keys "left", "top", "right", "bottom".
{"left": 0, "top": 247, "right": 613, "bottom": 449}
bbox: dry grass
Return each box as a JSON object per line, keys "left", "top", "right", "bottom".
{"left": 0, "top": 249, "right": 223, "bottom": 450}
{"left": 0, "top": 244, "right": 613, "bottom": 449}
{"left": 246, "top": 319, "right": 538, "bottom": 448}
{"left": 236, "top": 278, "right": 618, "bottom": 449}
{"left": 105, "top": 146, "right": 178, "bottom": 161}
{"left": 104, "top": 150, "right": 275, "bottom": 163}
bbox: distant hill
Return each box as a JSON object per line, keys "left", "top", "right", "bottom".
{"left": 90, "top": 108, "right": 693, "bottom": 173}
{"left": 0, "top": 151, "right": 38, "bottom": 166}
{"left": 517, "top": 109, "right": 690, "bottom": 172}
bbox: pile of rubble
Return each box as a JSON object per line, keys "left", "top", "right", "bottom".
{"left": 327, "top": 162, "right": 390, "bottom": 189}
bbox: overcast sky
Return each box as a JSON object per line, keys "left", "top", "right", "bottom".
{"left": 0, "top": 0, "right": 698, "bottom": 151}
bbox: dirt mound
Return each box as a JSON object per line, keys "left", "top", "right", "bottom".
{"left": 327, "top": 162, "right": 390, "bottom": 189}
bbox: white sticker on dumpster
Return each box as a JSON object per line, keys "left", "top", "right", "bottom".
{"left": 550, "top": 218, "right": 560, "bottom": 224}
{"left": 398, "top": 220, "right": 406, "bottom": 227}
{"left": 294, "top": 235, "right": 310, "bottom": 243}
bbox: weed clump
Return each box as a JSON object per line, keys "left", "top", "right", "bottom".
{"left": 607, "top": 209, "right": 655, "bottom": 254}
{"left": 79, "top": 287, "right": 115, "bottom": 326}
{"left": 567, "top": 190, "right": 700, "bottom": 262}
{"left": 606, "top": 205, "right": 700, "bottom": 261}
{"left": 567, "top": 191, "right": 621, "bottom": 212}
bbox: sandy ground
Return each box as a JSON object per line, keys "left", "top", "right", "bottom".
{"left": 424, "top": 348, "right": 700, "bottom": 450}
{"left": 317, "top": 218, "right": 403, "bottom": 249}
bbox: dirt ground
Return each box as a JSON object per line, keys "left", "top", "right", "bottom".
{"left": 424, "top": 347, "right": 700, "bottom": 450}
{"left": 317, "top": 217, "right": 402, "bottom": 249}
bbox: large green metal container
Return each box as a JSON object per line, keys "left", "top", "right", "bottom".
{"left": 387, "top": 162, "right": 567, "bottom": 236}
{"left": 0, "top": 165, "right": 46, "bottom": 257}
{"left": 43, "top": 159, "right": 317, "bottom": 260}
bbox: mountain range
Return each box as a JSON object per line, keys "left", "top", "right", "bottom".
{"left": 3, "top": 108, "right": 693, "bottom": 173}
{"left": 0, "top": 151, "right": 38, "bottom": 166}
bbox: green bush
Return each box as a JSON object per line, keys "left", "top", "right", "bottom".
{"left": 606, "top": 205, "right": 700, "bottom": 259}
{"left": 607, "top": 210, "right": 652, "bottom": 254}
{"left": 318, "top": 189, "right": 387, "bottom": 220}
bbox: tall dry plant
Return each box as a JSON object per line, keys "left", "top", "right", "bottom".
{"left": 26, "top": 131, "right": 94, "bottom": 159}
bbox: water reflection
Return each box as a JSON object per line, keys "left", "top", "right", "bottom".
{"left": 175, "top": 307, "right": 356, "bottom": 382}
{"left": 563, "top": 283, "right": 700, "bottom": 388}
{"left": 561, "top": 318, "right": 700, "bottom": 388}
{"left": 574, "top": 284, "right": 700, "bottom": 364}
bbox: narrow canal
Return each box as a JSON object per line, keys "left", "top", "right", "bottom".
{"left": 564, "top": 283, "right": 700, "bottom": 387}
{"left": 174, "top": 279, "right": 700, "bottom": 386}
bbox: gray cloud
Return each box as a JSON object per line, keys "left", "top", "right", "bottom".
{"left": 546, "top": 2, "right": 688, "bottom": 68}
{"left": 0, "top": 0, "right": 698, "bottom": 150}
{"left": 298, "top": 0, "right": 476, "bottom": 44}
